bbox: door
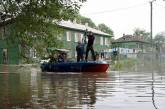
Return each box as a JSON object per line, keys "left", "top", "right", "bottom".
{"left": 2, "top": 48, "right": 8, "bottom": 64}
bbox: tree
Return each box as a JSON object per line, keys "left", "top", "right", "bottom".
{"left": 98, "top": 23, "right": 113, "bottom": 36}
{"left": 154, "top": 32, "right": 165, "bottom": 43}
{"left": 76, "top": 15, "right": 96, "bottom": 28}
{"left": 154, "top": 32, "right": 165, "bottom": 52}
{"left": 0, "top": 0, "right": 85, "bottom": 61}
{"left": 133, "top": 28, "right": 150, "bottom": 41}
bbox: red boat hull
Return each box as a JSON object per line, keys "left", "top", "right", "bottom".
{"left": 81, "top": 64, "right": 109, "bottom": 72}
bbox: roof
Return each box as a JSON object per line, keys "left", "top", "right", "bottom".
{"left": 58, "top": 21, "right": 112, "bottom": 37}
{"left": 113, "top": 34, "right": 150, "bottom": 44}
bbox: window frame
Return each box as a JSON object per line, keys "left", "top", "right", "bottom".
{"left": 100, "top": 37, "right": 104, "bottom": 45}
{"left": 66, "top": 31, "right": 71, "bottom": 41}
{"left": 105, "top": 37, "right": 109, "bottom": 46}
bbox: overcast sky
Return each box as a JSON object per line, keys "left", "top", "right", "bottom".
{"left": 80, "top": 0, "right": 165, "bottom": 39}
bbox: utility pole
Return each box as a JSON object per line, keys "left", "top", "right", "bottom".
{"left": 150, "top": 0, "right": 165, "bottom": 51}
{"left": 150, "top": 1, "right": 153, "bottom": 49}
{"left": 150, "top": 0, "right": 155, "bottom": 72}
{"left": 150, "top": 0, "right": 156, "bottom": 51}
{"left": 150, "top": 2, "right": 158, "bottom": 109}
{"left": 150, "top": 2, "right": 155, "bottom": 108}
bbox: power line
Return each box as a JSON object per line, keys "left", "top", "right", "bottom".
{"left": 82, "top": 2, "right": 148, "bottom": 15}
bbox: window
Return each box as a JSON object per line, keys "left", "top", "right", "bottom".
{"left": 2, "top": 48, "right": 8, "bottom": 64}
{"left": 80, "top": 34, "right": 84, "bottom": 41}
{"left": 100, "top": 37, "right": 103, "bottom": 45}
{"left": 66, "top": 31, "right": 71, "bottom": 41}
{"left": 105, "top": 37, "right": 109, "bottom": 46}
{"left": 75, "top": 51, "right": 77, "bottom": 58}
{"left": 33, "top": 49, "right": 37, "bottom": 58}
{"left": 75, "top": 33, "right": 82, "bottom": 42}
{"left": 78, "top": 33, "right": 82, "bottom": 42}
{"left": 74, "top": 33, "right": 78, "bottom": 42}
{"left": 30, "top": 48, "right": 37, "bottom": 58}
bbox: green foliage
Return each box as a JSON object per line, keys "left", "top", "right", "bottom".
{"left": 133, "top": 28, "right": 150, "bottom": 41}
{"left": 154, "top": 32, "right": 165, "bottom": 52}
{"left": 154, "top": 32, "right": 165, "bottom": 44}
{"left": 113, "top": 61, "right": 122, "bottom": 70}
{"left": 76, "top": 15, "right": 96, "bottom": 28}
{"left": 0, "top": 0, "right": 85, "bottom": 60}
{"left": 111, "top": 59, "right": 137, "bottom": 71}
{"left": 76, "top": 15, "right": 114, "bottom": 36}
{"left": 98, "top": 23, "right": 114, "bottom": 36}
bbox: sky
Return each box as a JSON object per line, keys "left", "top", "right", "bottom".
{"left": 80, "top": 0, "right": 165, "bottom": 39}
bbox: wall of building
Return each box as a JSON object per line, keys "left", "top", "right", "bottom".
{"left": 0, "top": 26, "right": 20, "bottom": 64}
{"left": 0, "top": 24, "right": 112, "bottom": 64}
{"left": 0, "top": 40, "right": 20, "bottom": 64}
{"left": 61, "top": 29, "right": 111, "bottom": 60}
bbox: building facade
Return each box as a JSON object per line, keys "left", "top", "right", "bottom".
{"left": 0, "top": 26, "right": 20, "bottom": 64}
{"left": 0, "top": 20, "right": 112, "bottom": 64}
{"left": 58, "top": 21, "right": 112, "bottom": 59}
{"left": 112, "top": 34, "right": 151, "bottom": 59}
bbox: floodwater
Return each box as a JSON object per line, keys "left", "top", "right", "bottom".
{"left": 0, "top": 65, "right": 165, "bottom": 109}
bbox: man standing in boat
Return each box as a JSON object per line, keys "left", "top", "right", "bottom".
{"left": 85, "top": 31, "right": 96, "bottom": 61}
{"left": 76, "top": 41, "right": 84, "bottom": 62}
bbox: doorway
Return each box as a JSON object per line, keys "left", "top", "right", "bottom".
{"left": 2, "top": 49, "right": 8, "bottom": 64}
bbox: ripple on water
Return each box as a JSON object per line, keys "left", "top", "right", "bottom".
{"left": 0, "top": 67, "right": 165, "bottom": 109}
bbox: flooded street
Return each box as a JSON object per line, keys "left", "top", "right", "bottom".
{"left": 0, "top": 65, "right": 165, "bottom": 109}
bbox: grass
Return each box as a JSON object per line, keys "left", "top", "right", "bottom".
{"left": 111, "top": 59, "right": 138, "bottom": 71}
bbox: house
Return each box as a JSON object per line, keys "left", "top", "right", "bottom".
{"left": 58, "top": 21, "right": 113, "bottom": 59}
{"left": 112, "top": 34, "right": 151, "bottom": 58}
{"left": 0, "top": 19, "right": 113, "bottom": 64}
{"left": 0, "top": 13, "right": 20, "bottom": 64}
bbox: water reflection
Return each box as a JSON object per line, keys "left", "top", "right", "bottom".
{"left": 0, "top": 72, "right": 31, "bottom": 109}
{"left": 0, "top": 66, "right": 165, "bottom": 109}
{"left": 151, "top": 74, "right": 158, "bottom": 109}
{"left": 31, "top": 72, "right": 110, "bottom": 109}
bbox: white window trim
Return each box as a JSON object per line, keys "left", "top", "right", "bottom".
{"left": 100, "top": 37, "right": 103, "bottom": 45}
{"left": 30, "top": 48, "right": 37, "bottom": 58}
{"left": 75, "top": 33, "right": 78, "bottom": 42}
{"left": 66, "top": 31, "right": 71, "bottom": 41}
{"left": 80, "top": 34, "right": 84, "bottom": 42}
{"left": 105, "top": 37, "right": 109, "bottom": 46}
{"left": 75, "top": 33, "right": 83, "bottom": 42}
{"left": 75, "top": 51, "right": 77, "bottom": 58}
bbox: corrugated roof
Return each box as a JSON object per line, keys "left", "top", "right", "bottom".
{"left": 58, "top": 21, "right": 112, "bottom": 37}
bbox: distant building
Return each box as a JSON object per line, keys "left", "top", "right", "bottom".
{"left": 112, "top": 34, "right": 151, "bottom": 58}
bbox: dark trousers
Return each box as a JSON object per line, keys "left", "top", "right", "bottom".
{"left": 85, "top": 46, "right": 96, "bottom": 61}
{"left": 77, "top": 55, "right": 84, "bottom": 62}
{"left": 101, "top": 53, "right": 104, "bottom": 59}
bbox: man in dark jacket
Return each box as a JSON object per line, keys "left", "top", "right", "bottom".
{"left": 85, "top": 31, "right": 96, "bottom": 61}
{"left": 76, "top": 41, "right": 84, "bottom": 62}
